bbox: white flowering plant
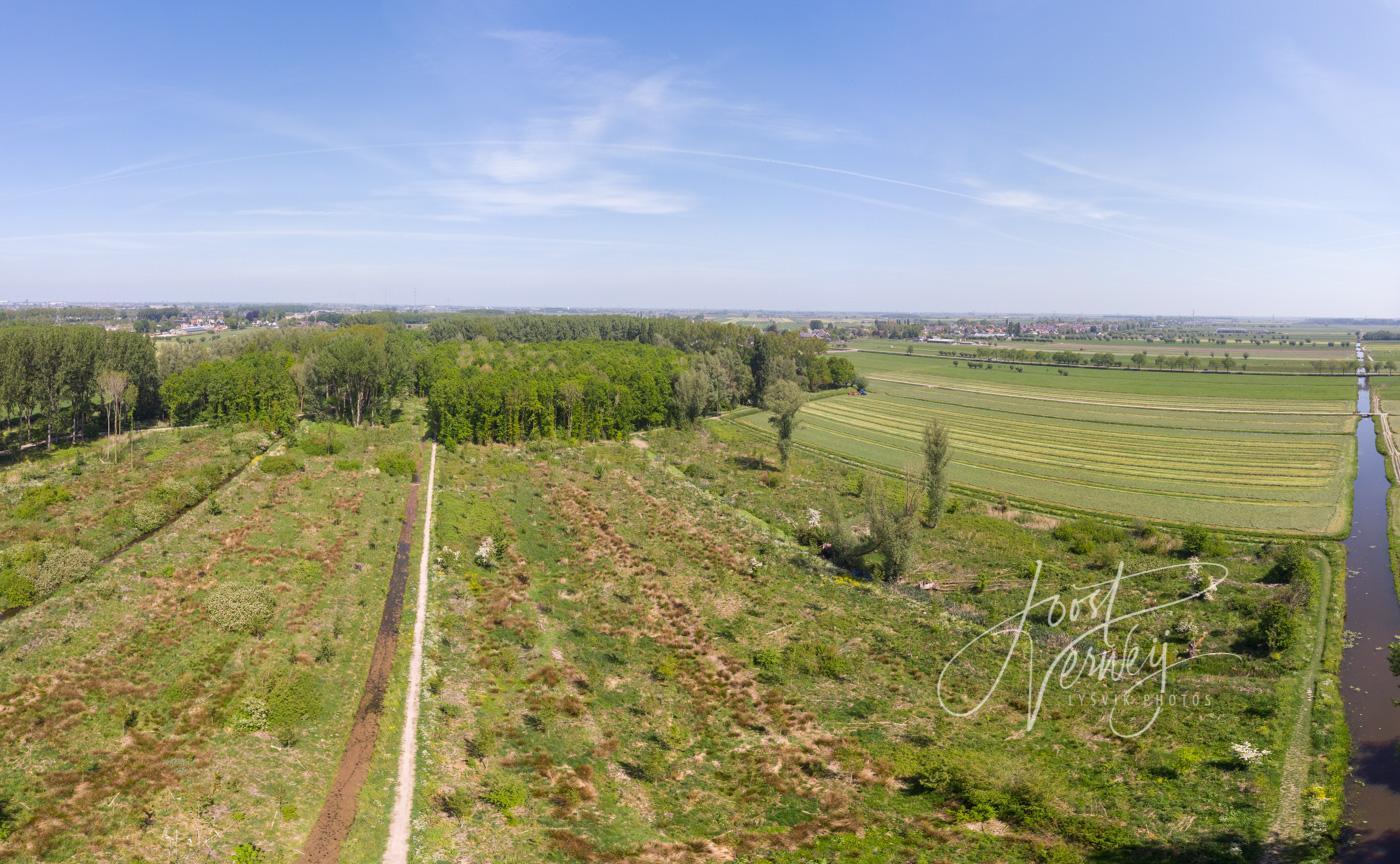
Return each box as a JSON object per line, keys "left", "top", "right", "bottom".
{"left": 1230, "top": 741, "right": 1270, "bottom": 766}
{"left": 475, "top": 536, "right": 497, "bottom": 568}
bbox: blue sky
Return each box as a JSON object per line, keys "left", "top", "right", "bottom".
{"left": 2, "top": 1, "right": 1398, "bottom": 315}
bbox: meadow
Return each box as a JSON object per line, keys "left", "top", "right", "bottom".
{"left": 401, "top": 427, "right": 1343, "bottom": 863}
{"left": 0, "top": 419, "right": 422, "bottom": 863}
{"left": 726, "top": 352, "right": 1355, "bottom": 535}
{"left": 852, "top": 338, "right": 1359, "bottom": 374}
{"left": 1, "top": 427, "right": 269, "bottom": 613}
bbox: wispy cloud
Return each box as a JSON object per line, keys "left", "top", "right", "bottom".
{"left": 1024, "top": 152, "right": 1337, "bottom": 214}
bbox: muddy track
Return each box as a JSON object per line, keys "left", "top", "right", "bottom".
{"left": 297, "top": 450, "right": 422, "bottom": 864}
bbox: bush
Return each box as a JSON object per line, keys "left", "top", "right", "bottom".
{"left": 231, "top": 697, "right": 270, "bottom": 732}
{"left": 333, "top": 458, "right": 362, "bottom": 471}
{"left": 31, "top": 545, "right": 97, "bottom": 595}
{"left": 1268, "top": 543, "right": 1315, "bottom": 585}
{"left": 1257, "top": 602, "right": 1300, "bottom": 653}
{"left": 258, "top": 454, "right": 301, "bottom": 475}
{"left": 297, "top": 429, "right": 343, "bottom": 456}
{"left": 375, "top": 449, "right": 416, "bottom": 478}
{"left": 266, "top": 670, "right": 321, "bottom": 746}
{"left": 0, "top": 569, "right": 36, "bottom": 611}
{"left": 132, "top": 498, "right": 167, "bottom": 534}
{"left": 481, "top": 771, "right": 529, "bottom": 812}
{"left": 438, "top": 787, "right": 473, "bottom": 818}
{"left": 783, "top": 640, "right": 852, "bottom": 679}
{"left": 1180, "top": 524, "right": 1228, "bottom": 557}
{"left": 13, "top": 483, "right": 72, "bottom": 518}
{"left": 206, "top": 583, "right": 275, "bottom": 635}
{"left": 1052, "top": 518, "right": 1125, "bottom": 555}
{"left": 682, "top": 462, "right": 715, "bottom": 480}
{"left": 230, "top": 842, "right": 266, "bottom": 864}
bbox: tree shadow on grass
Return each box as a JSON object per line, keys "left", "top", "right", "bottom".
{"left": 730, "top": 454, "right": 774, "bottom": 471}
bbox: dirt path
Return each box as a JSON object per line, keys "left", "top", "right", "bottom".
{"left": 297, "top": 449, "right": 423, "bottom": 864}
{"left": 863, "top": 373, "right": 1356, "bottom": 415}
{"left": 384, "top": 442, "right": 436, "bottom": 864}
{"left": 1263, "top": 548, "right": 1335, "bottom": 858}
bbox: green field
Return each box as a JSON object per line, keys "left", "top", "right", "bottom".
{"left": 0, "top": 420, "right": 422, "bottom": 863}
{"left": 726, "top": 352, "right": 1356, "bottom": 534}
{"left": 852, "top": 338, "right": 1359, "bottom": 374}
{"left": 399, "top": 428, "right": 1343, "bottom": 863}
{"left": 1, "top": 427, "right": 269, "bottom": 613}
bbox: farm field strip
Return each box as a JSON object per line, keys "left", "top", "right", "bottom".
{"left": 869, "top": 377, "right": 1354, "bottom": 435}
{"left": 726, "top": 412, "right": 1342, "bottom": 533}
{"left": 745, "top": 410, "right": 1341, "bottom": 506}
{"left": 804, "top": 398, "right": 1343, "bottom": 480}
{"left": 732, "top": 353, "right": 1354, "bottom": 533}
{"left": 852, "top": 350, "right": 1355, "bottom": 412}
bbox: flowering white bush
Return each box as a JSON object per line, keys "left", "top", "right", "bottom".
{"left": 435, "top": 545, "right": 461, "bottom": 570}
{"left": 475, "top": 536, "right": 496, "bottom": 568}
{"left": 806, "top": 508, "right": 822, "bottom": 529}
{"left": 1186, "top": 556, "right": 1202, "bottom": 584}
{"left": 747, "top": 556, "right": 763, "bottom": 576}
{"left": 1231, "top": 741, "right": 1270, "bottom": 765}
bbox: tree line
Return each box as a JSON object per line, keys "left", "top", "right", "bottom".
{"left": 2, "top": 315, "right": 858, "bottom": 450}
{"left": 0, "top": 326, "right": 159, "bottom": 450}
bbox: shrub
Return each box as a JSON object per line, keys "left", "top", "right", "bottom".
{"left": 231, "top": 697, "right": 270, "bottom": 732}
{"left": 1257, "top": 602, "right": 1299, "bottom": 653}
{"left": 297, "top": 430, "right": 343, "bottom": 456}
{"left": 783, "top": 640, "right": 852, "bottom": 679}
{"left": 259, "top": 454, "right": 301, "bottom": 475}
{"left": 1052, "top": 518, "right": 1125, "bottom": 555}
{"left": 13, "top": 483, "right": 72, "bottom": 518}
{"left": 1180, "top": 524, "right": 1228, "bottom": 557}
{"left": 1268, "top": 543, "right": 1315, "bottom": 585}
{"left": 375, "top": 449, "right": 416, "bottom": 478}
{"left": 266, "top": 670, "right": 321, "bottom": 746}
{"left": 333, "top": 458, "right": 362, "bottom": 471}
{"left": 154, "top": 477, "right": 196, "bottom": 509}
{"left": 31, "top": 545, "right": 97, "bottom": 595}
{"left": 0, "top": 569, "right": 36, "bottom": 611}
{"left": 438, "top": 787, "right": 473, "bottom": 818}
{"left": 682, "top": 462, "right": 715, "bottom": 480}
{"left": 481, "top": 771, "right": 529, "bottom": 812}
{"left": 206, "top": 583, "right": 275, "bottom": 635}
{"left": 841, "top": 471, "right": 865, "bottom": 497}
{"left": 230, "top": 842, "right": 266, "bottom": 864}
{"left": 132, "top": 498, "right": 167, "bottom": 534}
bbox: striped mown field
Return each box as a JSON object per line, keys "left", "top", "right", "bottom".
{"left": 728, "top": 352, "right": 1356, "bottom": 534}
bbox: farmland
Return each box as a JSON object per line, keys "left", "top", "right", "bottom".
{"left": 398, "top": 428, "right": 1344, "bottom": 863}
{"left": 727, "top": 351, "right": 1356, "bottom": 534}
{"left": 851, "top": 338, "right": 1359, "bottom": 374}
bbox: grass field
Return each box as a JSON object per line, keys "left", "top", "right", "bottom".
{"left": 852, "top": 338, "right": 1358, "bottom": 374}
{"left": 399, "top": 428, "right": 1343, "bottom": 863}
{"left": 1, "top": 427, "right": 269, "bottom": 612}
{"left": 726, "top": 352, "right": 1356, "bottom": 535}
{"left": 0, "top": 419, "right": 423, "bottom": 862}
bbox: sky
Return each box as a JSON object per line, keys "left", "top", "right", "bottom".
{"left": 2, "top": 1, "right": 1399, "bottom": 316}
